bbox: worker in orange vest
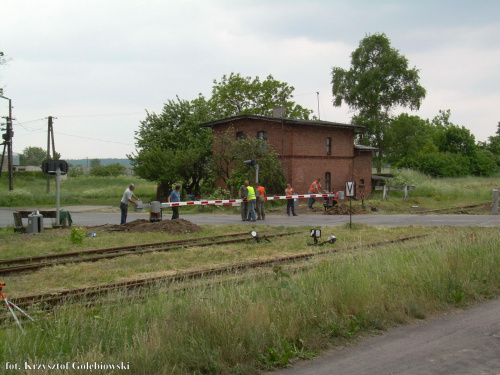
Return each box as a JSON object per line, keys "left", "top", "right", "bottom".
{"left": 256, "top": 182, "right": 266, "bottom": 220}
{"left": 285, "top": 183, "right": 298, "bottom": 216}
{"left": 308, "top": 178, "right": 324, "bottom": 209}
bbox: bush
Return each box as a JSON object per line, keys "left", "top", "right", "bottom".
{"left": 405, "top": 152, "right": 471, "bottom": 177}
{"left": 472, "top": 149, "right": 497, "bottom": 176}
{"left": 70, "top": 227, "right": 86, "bottom": 244}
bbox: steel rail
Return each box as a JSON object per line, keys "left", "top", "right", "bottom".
{"left": 5, "top": 234, "right": 426, "bottom": 311}
{"left": 0, "top": 231, "right": 299, "bottom": 276}
{"left": 0, "top": 231, "right": 255, "bottom": 266}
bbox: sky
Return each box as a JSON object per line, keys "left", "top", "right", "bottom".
{"left": 1, "top": 0, "right": 499, "bottom": 159}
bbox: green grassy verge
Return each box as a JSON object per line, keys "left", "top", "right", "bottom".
{"left": 0, "top": 226, "right": 498, "bottom": 374}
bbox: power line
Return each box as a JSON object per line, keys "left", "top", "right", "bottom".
{"left": 57, "top": 112, "right": 144, "bottom": 118}
{"left": 55, "top": 131, "right": 134, "bottom": 146}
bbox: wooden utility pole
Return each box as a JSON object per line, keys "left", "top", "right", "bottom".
{"left": 0, "top": 94, "right": 14, "bottom": 190}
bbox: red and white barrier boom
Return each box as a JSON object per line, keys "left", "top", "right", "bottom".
{"left": 136, "top": 194, "right": 338, "bottom": 209}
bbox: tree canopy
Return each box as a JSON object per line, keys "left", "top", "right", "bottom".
{"left": 130, "top": 73, "right": 312, "bottom": 198}
{"left": 331, "top": 33, "right": 426, "bottom": 171}
{"left": 129, "top": 95, "right": 213, "bottom": 197}
{"left": 386, "top": 110, "right": 498, "bottom": 177}
{"left": 210, "top": 73, "right": 313, "bottom": 120}
{"left": 19, "top": 146, "right": 60, "bottom": 166}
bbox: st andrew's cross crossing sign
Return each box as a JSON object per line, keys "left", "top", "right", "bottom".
{"left": 346, "top": 181, "right": 356, "bottom": 197}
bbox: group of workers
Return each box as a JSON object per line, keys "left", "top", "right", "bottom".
{"left": 238, "top": 180, "right": 266, "bottom": 221}
{"left": 119, "top": 177, "right": 329, "bottom": 224}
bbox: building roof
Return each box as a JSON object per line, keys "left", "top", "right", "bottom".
{"left": 200, "top": 114, "right": 365, "bottom": 131}
{"left": 355, "top": 144, "right": 378, "bottom": 151}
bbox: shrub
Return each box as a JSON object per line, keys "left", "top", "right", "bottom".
{"left": 70, "top": 227, "right": 86, "bottom": 244}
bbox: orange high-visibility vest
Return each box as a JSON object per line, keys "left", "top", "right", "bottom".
{"left": 309, "top": 181, "right": 320, "bottom": 193}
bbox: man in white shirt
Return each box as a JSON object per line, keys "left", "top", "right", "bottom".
{"left": 120, "top": 184, "right": 139, "bottom": 224}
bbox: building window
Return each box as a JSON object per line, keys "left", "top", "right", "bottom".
{"left": 325, "top": 172, "right": 331, "bottom": 192}
{"left": 257, "top": 131, "right": 268, "bottom": 150}
{"left": 326, "top": 137, "right": 331, "bottom": 155}
{"left": 236, "top": 131, "right": 246, "bottom": 140}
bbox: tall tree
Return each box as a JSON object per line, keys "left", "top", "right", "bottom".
{"left": 131, "top": 73, "right": 314, "bottom": 198}
{"left": 331, "top": 33, "right": 426, "bottom": 171}
{"left": 19, "top": 146, "right": 60, "bottom": 166}
{"left": 129, "top": 95, "right": 213, "bottom": 198}
{"left": 385, "top": 113, "right": 433, "bottom": 167}
{"left": 210, "top": 73, "right": 313, "bottom": 119}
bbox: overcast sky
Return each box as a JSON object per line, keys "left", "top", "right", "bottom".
{"left": 1, "top": 0, "right": 499, "bottom": 159}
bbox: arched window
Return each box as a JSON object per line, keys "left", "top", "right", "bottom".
{"left": 325, "top": 172, "right": 331, "bottom": 192}
{"left": 326, "top": 137, "right": 331, "bottom": 155}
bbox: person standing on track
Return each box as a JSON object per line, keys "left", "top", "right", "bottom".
{"left": 120, "top": 183, "right": 140, "bottom": 225}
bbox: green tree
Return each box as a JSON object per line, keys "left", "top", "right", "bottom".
{"left": 131, "top": 73, "right": 313, "bottom": 198}
{"left": 385, "top": 113, "right": 433, "bottom": 167}
{"left": 210, "top": 73, "right": 313, "bottom": 119}
{"left": 227, "top": 137, "right": 286, "bottom": 195}
{"left": 129, "top": 95, "right": 213, "bottom": 198}
{"left": 90, "top": 158, "right": 101, "bottom": 167}
{"left": 19, "top": 146, "right": 60, "bottom": 166}
{"left": 331, "top": 33, "right": 426, "bottom": 171}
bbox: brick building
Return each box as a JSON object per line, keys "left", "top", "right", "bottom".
{"left": 201, "top": 113, "right": 375, "bottom": 199}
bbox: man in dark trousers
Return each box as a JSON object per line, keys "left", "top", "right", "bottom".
{"left": 239, "top": 180, "right": 249, "bottom": 221}
{"left": 120, "top": 183, "right": 140, "bottom": 224}
{"left": 168, "top": 185, "right": 181, "bottom": 220}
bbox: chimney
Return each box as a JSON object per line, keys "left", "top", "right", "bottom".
{"left": 272, "top": 106, "right": 286, "bottom": 118}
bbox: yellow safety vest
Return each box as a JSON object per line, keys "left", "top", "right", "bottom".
{"left": 247, "top": 186, "right": 256, "bottom": 200}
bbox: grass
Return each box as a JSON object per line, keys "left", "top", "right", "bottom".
{"left": 0, "top": 174, "right": 158, "bottom": 207}
{"left": 0, "top": 226, "right": 499, "bottom": 374}
{"left": 0, "top": 172, "right": 499, "bottom": 374}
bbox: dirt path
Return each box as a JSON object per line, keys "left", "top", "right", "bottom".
{"left": 273, "top": 298, "right": 500, "bottom": 375}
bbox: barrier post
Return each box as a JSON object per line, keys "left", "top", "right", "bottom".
{"left": 492, "top": 189, "right": 499, "bottom": 215}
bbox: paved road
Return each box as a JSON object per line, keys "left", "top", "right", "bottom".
{"left": 1, "top": 206, "right": 500, "bottom": 228}
{"left": 273, "top": 298, "right": 500, "bottom": 375}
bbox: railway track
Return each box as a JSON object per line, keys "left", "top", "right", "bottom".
{"left": 1, "top": 234, "right": 427, "bottom": 325}
{"left": 0, "top": 231, "right": 298, "bottom": 276}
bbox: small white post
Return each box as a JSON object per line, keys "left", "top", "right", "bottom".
{"left": 492, "top": 189, "right": 499, "bottom": 215}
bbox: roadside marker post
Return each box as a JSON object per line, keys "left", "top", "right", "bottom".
{"left": 345, "top": 181, "right": 356, "bottom": 229}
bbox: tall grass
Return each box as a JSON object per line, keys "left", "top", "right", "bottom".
{"left": 0, "top": 175, "right": 157, "bottom": 206}
{"left": 384, "top": 169, "right": 500, "bottom": 202}
{"left": 2, "top": 228, "right": 498, "bottom": 374}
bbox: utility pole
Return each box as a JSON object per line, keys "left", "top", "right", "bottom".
{"left": 317, "top": 92, "right": 320, "bottom": 120}
{"left": 46, "top": 116, "right": 56, "bottom": 193}
{"left": 0, "top": 94, "right": 14, "bottom": 190}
